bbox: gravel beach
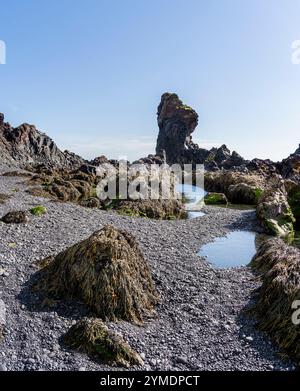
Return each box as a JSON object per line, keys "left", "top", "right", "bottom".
{"left": 0, "top": 170, "right": 295, "bottom": 371}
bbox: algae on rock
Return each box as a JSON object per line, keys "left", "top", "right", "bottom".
{"left": 38, "top": 225, "right": 159, "bottom": 324}
{"left": 64, "top": 318, "right": 144, "bottom": 368}
{"left": 250, "top": 238, "right": 300, "bottom": 366}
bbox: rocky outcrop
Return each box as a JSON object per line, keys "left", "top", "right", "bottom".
{"left": 154, "top": 93, "right": 246, "bottom": 169}
{"left": 227, "top": 183, "right": 263, "bottom": 205}
{"left": 38, "top": 225, "right": 159, "bottom": 324}
{"left": 156, "top": 93, "right": 199, "bottom": 164}
{"left": 0, "top": 113, "right": 84, "bottom": 169}
{"left": 250, "top": 239, "right": 300, "bottom": 366}
{"left": 256, "top": 183, "right": 295, "bottom": 238}
{"left": 280, "top": 145, "right": 300, "bottom": 181}
{"left": 64, "top": 318, "right": 144, "bottom": 368}
{"left": 205, "top": 170, "right": 265, "bottom": 205}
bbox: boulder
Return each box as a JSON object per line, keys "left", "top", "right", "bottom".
{"left": 38, "top": 225, "right": 159, "bottom": 324}
{"left": 227, "top": 183, "right": 263, "bottom": 205}
{"left": 204, "top": 192, "right": 228, "bottom": 205}
{"left": 64, "top": 318, "right": 144, "bottom": 368}
{"left": 256, "top": 183, "right": 295, "bottom": 238}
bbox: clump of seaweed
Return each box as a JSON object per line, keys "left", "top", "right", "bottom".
{"left": 250, "top": 238, "right": 300, "bottom": 365}
{"left": 38, "top": 225, "right": 159, "bottom": 324}
{"left": 64, "top": 318, "right": 144, "bottom": 368}
{"left": 0, "top": 193, "right": 11, "bottom": 205}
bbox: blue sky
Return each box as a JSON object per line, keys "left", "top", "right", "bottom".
{"left": 0, "top": 0, "right": 300, "bottom": 162}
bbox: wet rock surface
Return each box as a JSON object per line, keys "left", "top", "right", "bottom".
{"left": 0, "top": 169, "right": 295, "bottom": 371}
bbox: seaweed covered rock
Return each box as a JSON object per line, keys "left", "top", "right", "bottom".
{"left": 38, "top": 225, "right": 159, "bottom": 324}
{"left": 1, "top": 210, "right": 28, "bottom": 224}
{"left": 112, "top": 199, "right": 187, "bottom": 219}
{"left": 64, "top": 318, "right": 144, "bottom": 368}
{"left": 286, "top": 182, "right": 300, "bottom": 229}
{"left": 204, "top": 192, "right": 228, "bottom": 205}
{"left": 250, "top": 239, "right": 300, "bottom": 365}
{"left": 204, "top": 170, "right": 265, "bottom": 205}
{"left": 0, "top": 193, "right": 11, "bottom": 205}
{"left": 256, "top": 184, "right": 295, "bottom": 238}
{"left": 227, "top": 183, "right": 263, "bottom": 205}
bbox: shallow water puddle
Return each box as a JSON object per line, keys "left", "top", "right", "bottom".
{"left": 198, "top": 230, "right": 257, "bottom": 268}
{"left": 176, "top": 184, "right": 206, "bottom": 219}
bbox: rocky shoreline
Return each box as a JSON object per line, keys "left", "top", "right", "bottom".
{"left": 0, "top": 170, "right": 295, "bottom": 371}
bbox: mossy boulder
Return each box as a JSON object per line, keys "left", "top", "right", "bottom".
{"left": 64, "top": 318, "right": 144, "bottom": 368}
{"left": 204, "top": 171, "right": 265, "bottom": 196}
{"left": 256, "top": 184, "right": 295, "bottom": 238}
{"left": 250, "top": 239, "right": 300, "bottom": 366}
{"left": 38, "top": 225, "right": 159, "bottom": 324}
{"left": 227, "top": 183, "right": 263, "bottom": 205}
{"left": 1, "top": 211, "right": 29, "bottom": 224}
{"left": 204, "top": 192, "right": 228, "bottom": 205}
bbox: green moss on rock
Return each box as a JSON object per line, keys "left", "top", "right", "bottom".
{"left": 204, "top": 192, "right": 228, "bottom": 205}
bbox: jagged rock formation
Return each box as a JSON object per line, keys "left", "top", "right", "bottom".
{"left": 250, "top": 239, "right": 300, "bottom": 366}
{"left": 37, "top": 225, "right": 159, "bottom": 324}
{"left": 154, "top": 93, "right": 246, "bottom": 169}
{"left": 0, "top": 113, "right": 84, "bottom": 169}
{"left": 64, "top": 318, "right": 144, "bottom": 368}
{"left": 280, "top": 144, "right": 300, "bottom": 181}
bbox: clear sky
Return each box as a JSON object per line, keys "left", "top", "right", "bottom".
{"left": 0, "top": 0, "right": 300, "bottom": 162}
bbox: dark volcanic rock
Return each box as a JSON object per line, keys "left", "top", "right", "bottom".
{"left": 1, "top": 211, "right": 29, "bottom": 224}
{"left": 0, "top": 113, "right": 84, "bottom": 169}
{"left": 281, "top": 145, "right": 300, "bottom": 181}
{"left": 154, "top": 93, "right": 246, "bottom": 169}
{"left": 156, "top": 93, "right": 199, "bottom": 164}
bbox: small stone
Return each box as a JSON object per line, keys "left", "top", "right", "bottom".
{"left": 177, "top": 356, "right": 189, "bottom": 365}
{"left": 245, "top": 336, "right": 254, "bottom": 342}
{"left": 0, "top": 364, "right": 7, "bottom": 371}
{"left": 79, "top": 367, "right": 86, "bottom": 371}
